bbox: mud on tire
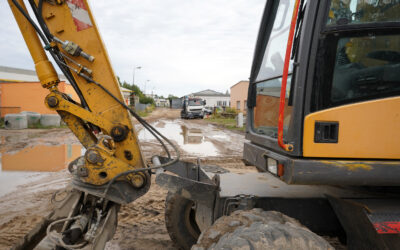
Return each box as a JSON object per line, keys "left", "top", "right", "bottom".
{"left": 193, "top": 208, "right": 334, "bottom": 250}
{"left": 165, "top": 192, "right": 201, "bottom": 250}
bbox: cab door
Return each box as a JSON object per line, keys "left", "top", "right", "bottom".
{"left": 246, "top": 0, "right": 314, "bottom": 157}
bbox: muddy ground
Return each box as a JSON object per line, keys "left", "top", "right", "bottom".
{"left": 0, "top": 108, "right": 255, "bottom": 249}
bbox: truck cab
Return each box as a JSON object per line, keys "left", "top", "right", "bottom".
{"left": 181, "top": 97, "right": 205, "bottom": 119}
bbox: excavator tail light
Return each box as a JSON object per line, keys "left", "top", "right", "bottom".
{"left": 267, "top": 158, "right": 278, "bottom": 175}
{"left": 266, "top": 158, "right": 284, "bottom": 177}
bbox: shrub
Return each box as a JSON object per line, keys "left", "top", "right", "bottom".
{"left": 139, "top": 96, "right": 155, "bottom": 105}
{"left": 225, "top": 107, "right": 238, "bottom": 114}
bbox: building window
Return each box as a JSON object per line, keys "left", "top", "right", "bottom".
{"left": 244, "top": 100, "right": 247, "bottom": 109}
{"left": 222, "top": 101, "right": 227, "bottom": 107}
{"left": 236, "top": 101, "right": 240, "bottom": 110}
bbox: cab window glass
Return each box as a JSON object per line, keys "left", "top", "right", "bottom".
{"left": 256, "top": 0, "right": 295, "bottom": 81}
{"left": 331, "top": 34, "right": 400, "bottom": 105}
{"left": 327, "top": 0, "right": 400, "bottom": 26}
{"left": 253, "top": 76, "right": 292, "bottom": 138}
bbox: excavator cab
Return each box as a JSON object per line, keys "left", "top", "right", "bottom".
{"left": 160, "top": 1, "right": 400, "bottom": 249}
{"left": 237, "top": 0, "right": 400, "bottom": 249}
{"left": 245, "top": 0, "right": 400, "bottom": 184}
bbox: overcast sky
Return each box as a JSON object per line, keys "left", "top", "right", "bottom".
{"left": 0, "top": 0, "right": 265, "bottom": 97}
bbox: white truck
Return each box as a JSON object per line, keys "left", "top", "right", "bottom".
{"left": 180, "top": 97, "right": 205, "bottom": 119}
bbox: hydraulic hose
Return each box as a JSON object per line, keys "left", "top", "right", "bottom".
{"left": 10, "top": 0, "right": 181, "bottom": 194}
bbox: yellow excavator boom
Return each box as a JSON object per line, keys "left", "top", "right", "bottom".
{"left": 7, "top": 1, "right": 179, "bottom": 248}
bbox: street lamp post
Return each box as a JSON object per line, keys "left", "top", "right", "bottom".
{"left": 133, "top": 66, "right": 141, "bottom": 85}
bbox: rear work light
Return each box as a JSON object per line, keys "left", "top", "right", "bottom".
{"left": 267, "top": 158, "right": 284, "bottom": 177}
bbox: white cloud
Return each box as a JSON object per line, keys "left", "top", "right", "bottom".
{"left": 0, "top": 0, "right": 265, "bottom": 97}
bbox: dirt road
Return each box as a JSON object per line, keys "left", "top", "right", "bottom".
{"left": 0, "top": 108, "right": 253, "bottom": 249}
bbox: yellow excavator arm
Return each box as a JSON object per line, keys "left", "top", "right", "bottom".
{"left": 8, "top": 0, "right": 147, "bottom": 188}
{"left": 7, "top": 1, "right": 178, "bottom": 248}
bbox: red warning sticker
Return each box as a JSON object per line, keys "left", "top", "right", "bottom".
{"left": 66, "top": 0, "right": 93, "bottom": 31}
{"left": 373, "top": 222, "right": 400, "bottom": 234}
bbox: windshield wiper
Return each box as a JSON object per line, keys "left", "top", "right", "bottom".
{"left": 291, "top": 0, "right": 306, "bottom": 60}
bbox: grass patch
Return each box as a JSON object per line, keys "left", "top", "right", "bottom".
{"left": 136, "top": 110, "right": 149, "bottom": 117}
{"left": 0, "top": 118, "right": 3, "bottom": 128}
{"left": 205, "top": 115, "right": 245, "bottom": 132}
{"left": 136, "top": 104, "right": 155, "bottom": 117}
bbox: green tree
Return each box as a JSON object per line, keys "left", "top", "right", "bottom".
{"left": 140, "top": 95, "right": 155, "bottom": 104}
{"left": 168, "top": 94, "right": 179, "bottom": 101}
{"left": 117, "top": 76, "right": 144, "bottom": 97}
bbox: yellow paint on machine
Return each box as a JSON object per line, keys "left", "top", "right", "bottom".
{"left": 8, "top": 0, "right": 146, "bottom": 186}
{"left": 303, "top": 96, "right": 400, "bottom": 159}
{"left": 319, "top": 161, "right": 373, "bottom": 171}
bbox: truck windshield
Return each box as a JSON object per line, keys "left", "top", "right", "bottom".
{"left": 189, "top": 100, "right": 202, "bottom": 106}
{"left": 327, "top": 0, "right": 400, "bottom": 26}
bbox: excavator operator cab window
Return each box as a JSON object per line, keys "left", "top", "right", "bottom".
{"left": 331, "top": 34, "right": 400, "bottom": 105}
{"left": 312, "top": 0, "right": 400, "bottom": 111}
{"left": 252, "top": 0, "right": 296, "bottom": 139}
{"left": 327, "top": 0, "right": 400, "bottom": 26}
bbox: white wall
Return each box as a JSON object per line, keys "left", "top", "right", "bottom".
{"left": 196, "top": 95, "right": 230, "bottom": 108}
{"left": 0, "top": 69, "right": 68, "bottom": 82}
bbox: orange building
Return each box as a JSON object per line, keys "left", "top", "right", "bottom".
{"left": 0, "top": 81, "right": 78, "bottom": 117}
{"left": 0, "top": 66, "right": 132, "bottom": 116}
{"left": 230, "top": 80, "right": 249, "bottom": 114}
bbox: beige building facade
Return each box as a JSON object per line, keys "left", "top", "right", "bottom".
{"left": 230, "top": 80, "right": 249, "bottom": 114}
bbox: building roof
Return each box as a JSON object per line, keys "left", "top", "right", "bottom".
{"left": 230, "top": 80, "right": 249, "bottom": 89}
{"left": 0, "top": 65, "right": 68, "bottom": 83}
{"left": 120, "top": 87, "right": 133, "bottom": 92}
{"left": 0, "top": 80, "right": 66, "bottom": 84}
{"left": 190, "top": 89, "right": 229, "bottom": 97}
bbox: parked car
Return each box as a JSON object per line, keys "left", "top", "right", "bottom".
{"left": 203, "top": 107, "right": 213, "bottom": 115}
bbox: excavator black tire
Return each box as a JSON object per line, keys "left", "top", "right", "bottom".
{"left": 165, "top": 192, "right": 201, "bottom": 250}
{"left": 192, "top": 208, "right": 334, "bottom": 250}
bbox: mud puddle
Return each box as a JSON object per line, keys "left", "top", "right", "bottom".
{"left": 0, "top": 142, "right": 83, "bottom": 197}
{"left": 138, "top": 119, "right": 241, "bottom": 157}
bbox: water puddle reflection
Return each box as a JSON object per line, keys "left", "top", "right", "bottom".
{"left": 139, "top": 121, "right": 220, "bottom": 156}
{"left": 0, "top": 144, "right": 83, "bottom": 196}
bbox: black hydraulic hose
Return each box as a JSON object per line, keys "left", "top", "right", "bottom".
{"left": 11, "top": 0, "right": 180, "bottom": 196}
{"left": 27, "top": 0, "right": 90, "bottom": 110}
{"left": 11, "top": 0, "right": 49, "bottom": 44}
{"left": 37, "top": 0, "right": 53, "bottom": 39}
{"left": 56, "top": 59, "right": 178, "bottom": 166}
{"left": 13, "top": 0, "right": 176, "bottom": 159}
{"left": 86, "top": 75, "right": 180, "bottom": 197}
{"left": 13, "top": 0, "right": 89, "bottom": 109}
{"left": 72, "top": 67, "right": 173, "bottom": 159}
{"left": 27, "top": 0, "right": 52, "bottom": 41}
